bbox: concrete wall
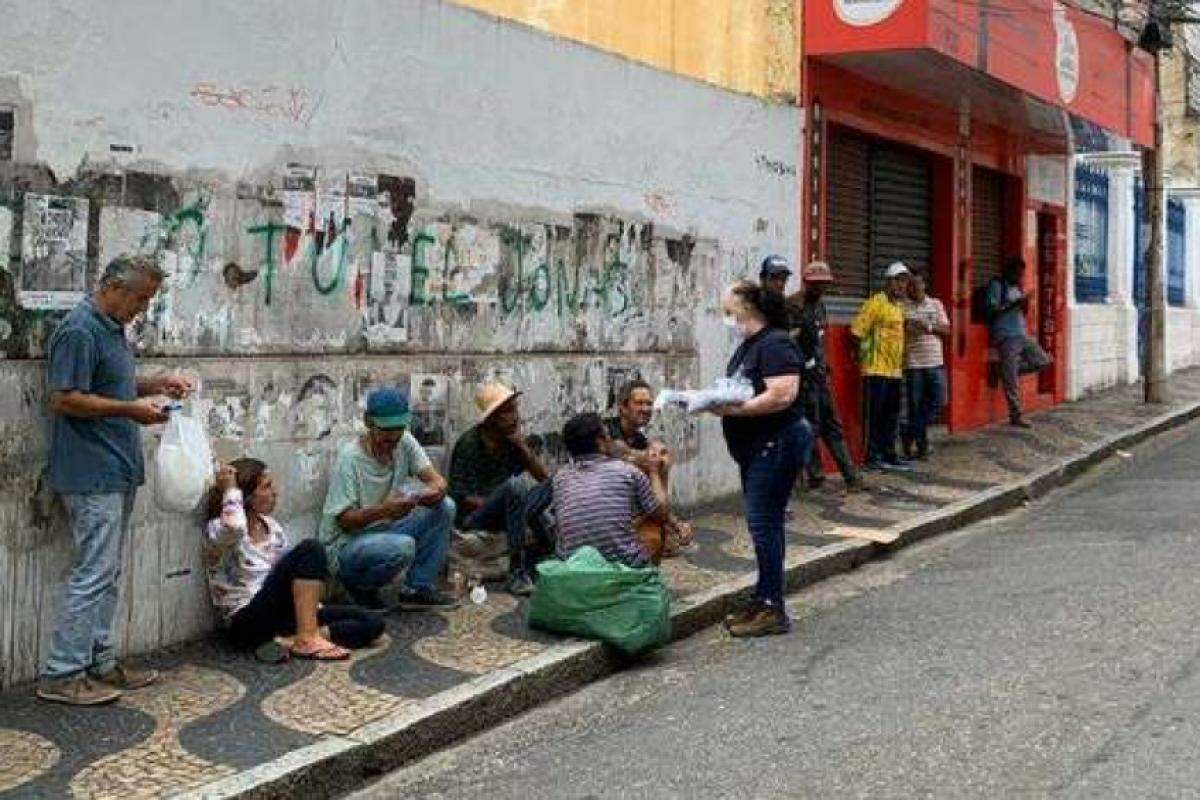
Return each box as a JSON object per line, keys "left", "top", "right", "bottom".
{"left": 449, "top": 0, "right": 798, "bottom": 102}
{"left": 0, "top": 0, "right": 799, "bottom": 686}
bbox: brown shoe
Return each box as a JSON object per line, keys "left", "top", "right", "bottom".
{"left": 727, "top": 605, "right": 792, "bottom": 638}
{"left": 91, "top": 662, "right": 159, "bottom": 691}
{"left": 724, "top": 600, "right": 761, "bottom": 628}
{"left": 37, "top": 674, "right": 122, "bottom": 706}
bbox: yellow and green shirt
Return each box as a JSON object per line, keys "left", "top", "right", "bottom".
{"left": 851, "top": 292, "right": 905, "bottom": 379}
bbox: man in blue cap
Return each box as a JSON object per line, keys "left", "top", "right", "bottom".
{"left": 319, "top": 387, "right": 457, "bottom": 610}
{"left": 759, "top": 254, "right": 792, "bottom": 296}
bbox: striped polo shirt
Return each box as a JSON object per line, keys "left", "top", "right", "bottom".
{"left": 552, "top": 454, "right": 660, "bottom": 567}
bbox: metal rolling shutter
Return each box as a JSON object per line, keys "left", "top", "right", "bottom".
{"left": 972, "top": 166, "right": 1005, "bottom": 289}
{"left": 870, "top": 146, "right": 933, "bottom": 286}
{"left": 827, "top": 131, "right": 871, "bottom": 299}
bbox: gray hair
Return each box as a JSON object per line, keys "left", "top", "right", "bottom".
{"left": 100, "top": 255, "right": 165, "bottom": 288}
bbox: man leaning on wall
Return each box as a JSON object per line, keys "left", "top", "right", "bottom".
{"left": 38, "top": 255, "right": 194, "bottom": 707}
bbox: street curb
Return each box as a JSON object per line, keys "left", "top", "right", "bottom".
{"left": 179, "top": 399, "right": 1200, "bottom": 800}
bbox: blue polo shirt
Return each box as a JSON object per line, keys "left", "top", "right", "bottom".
{"left": 45, "top": 299, "right": 144, "bottom": 494}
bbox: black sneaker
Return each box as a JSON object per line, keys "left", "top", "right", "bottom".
{"left": 1010, "top": 417, "right": 1032, "bottom": 429}
{"left": 807, "top": 474, "right": 826, "bottom": 491}
{"left": 395, "top": 587, "right": 460, "bottom": 611}
{"left": 880, "top": 458, "right": 914, "bottom": 473}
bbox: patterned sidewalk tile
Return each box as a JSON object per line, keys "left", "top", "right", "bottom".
{"left": 2, "top": 370, "right": 1199, "bottom": 799}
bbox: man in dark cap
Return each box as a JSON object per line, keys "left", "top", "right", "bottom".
{"left": 759, "top": 254, "right": 792, "bottom": 297}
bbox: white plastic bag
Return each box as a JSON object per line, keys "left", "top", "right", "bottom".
{"left": 154, "top": 413, "right": 214, "bottom": 513}
{"left": 653, "top": 376, "right": 755, "bottom": 415}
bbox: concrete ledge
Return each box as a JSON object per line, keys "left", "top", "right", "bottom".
{"left": 178, "top": 399, "right": 1200, "bottom": 800}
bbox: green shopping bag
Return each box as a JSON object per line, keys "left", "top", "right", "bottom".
{"left": 527, "top": 546, "right": 671, "bottom": 655}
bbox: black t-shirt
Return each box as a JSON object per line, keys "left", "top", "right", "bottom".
{"left": 721, "top": 327, "right": 804, "bottom": 464}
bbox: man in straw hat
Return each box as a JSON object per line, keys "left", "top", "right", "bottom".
{"left": 789, "top": 260, "right": 861, "bottom": 491}
{"left": 448, "top": 381, "right": 550, "bottom": 596}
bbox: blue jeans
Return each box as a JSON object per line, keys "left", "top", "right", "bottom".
{"left": 461, "top": 475, "right": 552, "bottom": 574}
{"left": 337, "top": 498, "right": 455, "bottom": 596}
{"left": 738, "top": 420, "right": 812, "bottom": 608}
{"left": 43, "top": 491, "right": 135, "bottom": 680}
{"left": 903, "top": 366, "right": 947, "bottom": 451}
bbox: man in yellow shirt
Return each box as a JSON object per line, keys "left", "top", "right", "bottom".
{"left": 851, "top": 262, "right": 911, "bottom": 471}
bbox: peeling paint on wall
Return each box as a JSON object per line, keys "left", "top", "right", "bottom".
{"left": 0, "top": 0, "right": 798, "bottom": 686}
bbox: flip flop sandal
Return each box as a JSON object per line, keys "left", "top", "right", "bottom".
{"left": 290, "top": 645, "right": 351, "bottom": 662}
{"left": 253, "top": 641, "right": 290, "bottom": 665}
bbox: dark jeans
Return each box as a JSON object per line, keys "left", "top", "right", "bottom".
{"left": 461, "top": 475, "right": 554, "bottom": 574}
{"left": 903, "top": 366, "right": 947, "bottom": 452}
{"left": 229, "top": 540, "right": 384, "bottom": 651}
{"left": 802, "top": 378, "right": 858, "bottom": 483}
{"left": 737, "top": 420, "right": 813, "bottom": 608}
{"left": 866, "top": 376, "right": 903, "bottom": 463}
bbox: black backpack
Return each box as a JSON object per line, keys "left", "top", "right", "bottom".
{"left": 971, "top": 278, "right": 1000, "bottom": 324}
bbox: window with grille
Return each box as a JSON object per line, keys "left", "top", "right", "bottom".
{"left": 0, "top": 108, "right": 12, "bottom": 162}
{"left": 1073, "top": 165, "right": 1109, "bottom": 303}
{"left": 1168, "top": 198, "right": 1186, "bottom": 307}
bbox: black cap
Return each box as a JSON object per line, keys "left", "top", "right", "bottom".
{"left": 759, "top": 254, "right": 791, "bottom": 277}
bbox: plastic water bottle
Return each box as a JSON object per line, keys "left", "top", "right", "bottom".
{"left": 469, "top": 575, "right": 487, "bottom": 605}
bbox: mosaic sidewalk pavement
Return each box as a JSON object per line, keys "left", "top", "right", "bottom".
{"left": 4, "top": 371, "right": 1200, "bottom": 799}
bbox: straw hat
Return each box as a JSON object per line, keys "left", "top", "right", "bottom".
{"left": 475, "top": 381, "right": 520, "bottom": 423}
{"left": 802, "top": 261, "right": 834, "bottom": 283}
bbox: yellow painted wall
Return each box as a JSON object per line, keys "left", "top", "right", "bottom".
{"left": 450, "top": 0, "right": 797, "bottom": 103}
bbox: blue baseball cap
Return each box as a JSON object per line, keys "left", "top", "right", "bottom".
{"left": 366, "top": 387, "right": 411, "bottom": 430}
{"left": 760, "top": 254, "right": 791, "bottom": 277}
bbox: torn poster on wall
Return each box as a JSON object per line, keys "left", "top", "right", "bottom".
{"left": 317, "top": 179, "right": 347, "bottom": 230}
{"left": 282, "top": 164, "right": 316, "bottom": 229}
{"left": 20, "top": 194, "right": 89, "bottom": 310}
{"left": 410, "top": 372, "right": 448, "bottom": 449}
{"left": 347, "top": 174, "right": 380, "bottom": 218}
{"left": 364, "top": 250, "right": 409, "bottom": 343}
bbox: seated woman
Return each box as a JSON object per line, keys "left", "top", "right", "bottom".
{"left": 203, "top": 459, "right": 384, "bottom": 661}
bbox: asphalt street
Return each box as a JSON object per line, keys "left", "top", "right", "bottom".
{"left": 349, "top": 422, "right": 1200, "bottom": 800}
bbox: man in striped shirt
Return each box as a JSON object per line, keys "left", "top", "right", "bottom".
{"left": 552, "top": 413, "right": 670, "bottom": 567}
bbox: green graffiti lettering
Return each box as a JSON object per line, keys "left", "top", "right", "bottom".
{"left": 555, "top": 257, "right": 581, "bottom": 318}
{"left": 529, "top": 261, "right": 551, "bottom": 311}
{"left": 245, "top": 221, "right": 286, "bottom": 305}
{"left": 595, "top": 256, "right": 629, "bottom": 317}
{"left": 311, "top": 218, "right": 351, "bottom": 296}
{"left": 410, "top": 230, "right": 435, "bottom": 305}
{"left": 441, "top": 241, "right": 473, "bottom": 307}
{"left": 499, "top": 227, "right": 526, "bottom": 317}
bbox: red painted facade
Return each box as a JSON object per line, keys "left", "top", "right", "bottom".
{"left": 801, "top": 0, "right": 1154, "bottom": 461}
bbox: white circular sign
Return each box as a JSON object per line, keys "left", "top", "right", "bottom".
{"left": 1053, "top": 3, "right": 1080, "bottom": 104}
{"left": 834, "top": 0, "right": 903, "bottom": 27}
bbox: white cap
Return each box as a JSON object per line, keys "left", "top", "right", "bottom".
{"left": 884, "top": 262, "right": 910, "bottom": 279}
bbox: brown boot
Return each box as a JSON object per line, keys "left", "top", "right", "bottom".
{"left": 37, "top": 674, "right": 122, "bottom": 706}
{"left": 727, "top": 604, "right": 792, "bottom": 638}
{"left": 91, "top": 662, "right": 159, "bottom": 691}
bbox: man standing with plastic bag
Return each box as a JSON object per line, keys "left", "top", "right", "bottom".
{"left": 38, "top": 255, "right": 193, "bottom": 706}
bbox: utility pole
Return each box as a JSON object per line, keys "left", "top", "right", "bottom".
{"left": 1142, "top": 48, "right": 1167, "bottom": 403}
{"left": 1137, "top": 0, "right": 1174, "bottom": 404}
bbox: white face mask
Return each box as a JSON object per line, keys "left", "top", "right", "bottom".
{"left": 722, "top": 314, "right": 740, "bottom": 330}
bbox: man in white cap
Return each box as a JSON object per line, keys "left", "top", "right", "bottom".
{"left": 447, "top": 382, "right": 550, "bottom": 596}
{"left": 850, "top": 262, "right": 912, "bottom": 471}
